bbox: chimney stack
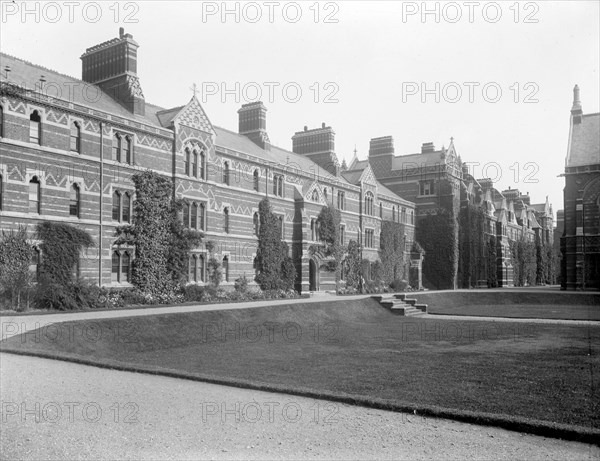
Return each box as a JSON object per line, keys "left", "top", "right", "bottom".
{"left": 238, "top": 102, "right": 270, "bottom": 150}
{"left": 80, "top": 29, "right": 145, "bottom": 115}
{"left": 421, "top": 142, "right": 435, "bottom": 153}
{"left": 292, "top": 124, "right": 339, "bottom": 176}
{"left": 571, "top": 84, "right": 583, "bottom": 124}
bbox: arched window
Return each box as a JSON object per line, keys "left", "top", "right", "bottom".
{"left": 70, "top": 122, "right": 81, "bottom": 153}
{"left": 253, "top": 170, "right": 260, "bottom": 192}
{"left": 339, "top": 225, "right": 345, "bottom": 245}
{"left": 122, "top": 193, "right": 131, "bottom": 223}
{"left": 279, "top": 216, "right": 284, "bottom": 239}
{"left": 380, "top": 203, "right": 383, "bottom": 219}
{"left": 199, "top": 254, "right": 206, "bottom": 282}
{"left": 223, "top": 162, "right": 230, "bottom": 185}
{"left": 337, "top": 191, "right": 345, "bottom": 210}
{"left": 365, "top": 192, "right": 374, "bottom": 216}
{"left": 224, "top": 207, "right": 230, "bottom": 233}
{"left": 189, "top": 255, "right": 197, "bottom": 282}
{"left": 200, "top": 152, "right": 206, "bottom": 179}
{"left": 323, "top": 188, "right": 328, "bottom": 201}
{"left": 223, "top": 256, "right": 229, "bottom": 282}
{"left": 183, "top": 202, "right": 190, "bottom": 228}
{"left": 199, "top": 203, "right": 205, "bottom": 231}
{"left": 124, "top": 136, "right": 132, "bottom": 164}
{"left": 253, "top": 212, "right": 260, "bottom": 236}
{"left": 30, "top": 247, "right": 40, "bottom": 282}
{"left": 311, "top": 219, "right": 316, "bottom": 241}
{"left": 401, "top": 207, "right": 406, "bottom": 223}
{"left": 111, "top": 251, "right": 120, "bottom": 283}
{"left": 0, "top": 174, "right": 3, "bottom": 210}
{"left": 122, "top": 251, "right": 131, "bottom": 283}
{"left": 112, "top": 191, "right": 121, "bottom": 221}
{"left": 29, "top": 110, "right": 41, "bottom": 144}
{"left": 112, "top": 133, "right": 121, "bottom": 162}
{"left": 191, "top": 202, "right": 198, "bottom": 229}
{"left": 253, "top": 256, "right": 259, "bottom": 276}
{"left": 0, "top": 105, "right": 4, "bottom": 137}
{"left": 392, "top": 207, "right": 396, "bottom": 222}
{"left": 192, "top": 151, "right": 198, "bottom": 177}
{"left": 29, "top": 176, "right": 40, "bottom": 213}
{"left": 184, "top": 148, "right": 190, "bottom": 176}
{"left": 312, "top": 190, "right": 319, "bottom": 202}
{"left": 69, "top": 183, "right": 80, "bottom": 217}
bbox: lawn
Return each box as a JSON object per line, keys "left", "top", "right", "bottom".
{"left": 1, "top": 299, "right": 599, "bottom": 432}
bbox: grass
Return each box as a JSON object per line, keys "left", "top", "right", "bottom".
{"left": 1, "top": 299, "right": 599, "bottom": 435}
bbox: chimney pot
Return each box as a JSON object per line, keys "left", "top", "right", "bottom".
{"left": 119, "top": 27, "right": 124, "bottom": 38}
{"left": 304, "top": 126, "right": 308, "bottom": 131}
{"left": 322, "top": 122, "right": 326, "bottom": 128}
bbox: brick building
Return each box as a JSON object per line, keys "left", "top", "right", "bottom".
{"left": 0, "top": 29, "right": 416, "bottom": 293}
{"left": 560, "top": 85, "right": 600, "bottom": 290}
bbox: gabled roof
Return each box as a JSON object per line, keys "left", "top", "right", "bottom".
{"left": 567, "top": 113, "right": 600, "bottom": 168}
{"left": 0, "top": 52, "right": 163, "bottom": 127}
{"left": 343, "top": 163, "right": 413, "bottom": 205}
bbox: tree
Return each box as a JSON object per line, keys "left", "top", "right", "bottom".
{"left": 316, "top": 204, "right": 345, "bottom": 287}
{"left": 345, "top": 240, "right": 362, "bottom": 290}
{"left": 255, "top": 198, "right": 296, "bottom": 290}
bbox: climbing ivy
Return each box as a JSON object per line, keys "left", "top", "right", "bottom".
{"left": 0, "top": 226, "right": 34, "bottom": 310}
{"left": 379, "top": 220, "right": 406, "bottom": 284}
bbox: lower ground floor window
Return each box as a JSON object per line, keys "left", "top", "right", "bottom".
{"left": 189, "top": 254, "right": 206, "bottom": 283}
{"left": 111, "top": 251, "right": 131, "bottom": 283}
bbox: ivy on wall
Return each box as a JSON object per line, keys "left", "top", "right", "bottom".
{"left": 509, "top": 237, "right": 537, "bottom": 287}
{"left": 379, "top": 220, "right": 406, "bottom": 284}
{"left": 458, "top": 204, "right": 496, "bottom": 288}
{"left": 115, "top": 170, "right": 202, "bottom": 295}
{"left": 416, "top": 209, "right": 458, "bottom": 290}
{"left": 0, "top": 226, "right": 34, "bottom": 309}
{"left": 255, "top": 198, "right": 296, "bottom": 291}
{"left": 344, "top": 240, "right": 362, "bottom": 290}
{"left": 486, "top": 235, "right": 498, "bottom": 288}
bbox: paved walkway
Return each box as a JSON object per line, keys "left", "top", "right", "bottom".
{"left": 2, "top": 353, "right": 598, "bottom": 461}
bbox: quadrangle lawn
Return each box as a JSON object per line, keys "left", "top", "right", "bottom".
{"left": 1, "top": 298, "right": 598, "bottom": 430}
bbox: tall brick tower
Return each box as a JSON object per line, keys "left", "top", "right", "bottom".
{"left": 368, "top": 136, "right": 394, "bottom": 176}
{"left": 80, "top": 28, "right": 145, "bottom": 115}
{"left": 292, "top": 123, "right": 339, "bottom": 176}
{"left": 238, "top": 101, "right": 270, "bottom": 150}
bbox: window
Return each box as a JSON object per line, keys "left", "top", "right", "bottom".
{"left": 183, "top": 202, "right": 190, "bottom": 227}
{"left": 379, "top": 203, "right": 383, "bottom": 219}
{"left": 224, "top": 208, "right": 230, "bottom": 233}
{"left": 253, "top": 170, "right": 260, "bottom": 192}
{"left": 223, "top": 256, "right": 229, "bottom": 282}
{"left": 364, "top": 192, "right": 374, "bottom": 216}
{"left": 200, "top": 152, "right": 206, "bottom": 179}
{"left": 191, "top": 202, "right": 198, "bottom": 229}
{"left": 253, "top": 212, "right": 259, "bottom": 236}
{"left": 184, "top": 149, "right": 190, "bottom": 176}
{"left": 365, "top": 229, "right": 374, "bottom": 248}
{"left": 111, "top": 251, "right": 120, "bottom": 283}
{"left": 29, "top": 248, "right": 40, "bottom": 282}
{"left": 419, "top": 180, "right": 435, "bottom": 196}
{"left": 112, "top": 191, "right": 121, "bottom": 221}
{"left": 122, "top": 193, "right": 131, "bottom": 223}
{"left": 323, "top": 187, "right": 328, "bottom": 201}
{"left": 112, "top": 251, "right": 131, "bottom": 283}
{"left": 401, "top": 207, "right": 406, "bottom": 223}
{"left": 29, "top": 110, "right": 41, "bottom": 144}
{"left": 273, "top": 174, "right": 284, "bottom": 197}
{"left": 69, "top": 183, "right": 80, "bottom": 217}
{"left": 392, "top": 207, "right": 396, "bottom": 222}
{"left": 340, "top": 225, "right": 345, "bottom": 245}
{"left": 0, "top": 105, "right": 3, "bottom": 137}
{"left": 410, "top": 210, "right": 414, "bottom": 225}
{"left": 29, "top": 177, "right": 40, "bottom": 213}
{"left": 192, "top": 151, "right": 198, "bottom": 177}
{"left": 199, "top": 203, "right": 205, "bottom": 231}
{"left": 122, "top": 252, "right": 131, "bottom": 283}
{"left": 337, "top": 191, "right": 345, "bottom": 210}
{"left": 278, "top": 215, "right": 284, "bottom": 239}
{"left": 312, "top": 190, "right": 319, "bottom": 202}
{"left": 70, "top": 122, "right": 81, "bottom": 153}
{"left": 124, "top": 136, "right": 132, "bottom": 164}
{"left": 112, "top": 134, "right": 121, "bottom": 162}
{"left": 199, "top": 255, "right": 206, "bottom": 282}
{"left": 0, "top": 174, "right": 3, "bottom": 210}
{"left": 189, "top": 255, "right": 198, "bottom": 282}
{"left": 223, "top": 162, "right": 230, "bottom": 185}
{"left": 380, "top": 231, "right": 384, "bottom": 249}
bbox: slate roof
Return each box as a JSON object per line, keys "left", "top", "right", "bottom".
{"left": 567, "top": 113, "right": 600, "bottom": 167}
{"left": 391, "top": 150, "right": 446, "bottom": 169}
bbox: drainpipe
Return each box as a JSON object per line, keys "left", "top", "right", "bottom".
{"left": 98, "top": 122, "right": 104, "bottom": 286}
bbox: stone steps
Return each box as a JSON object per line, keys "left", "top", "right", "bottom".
{"left": 373, "top": 295, "right": 427, "bottom": 317}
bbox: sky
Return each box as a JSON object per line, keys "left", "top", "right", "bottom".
{"left": 1, "top": 0, "right": 599, "bottom": 213}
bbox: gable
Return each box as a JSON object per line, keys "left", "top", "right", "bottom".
{"left": 360, "top": 164, "right": 377, "bottom": 187}
{"left": 173, "top": 96, "right": 215, "bottom": 136}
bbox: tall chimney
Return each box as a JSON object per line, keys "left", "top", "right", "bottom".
{"left": 368, "top": 136, "right": 394, "bottom": 178}
{"left": 421, "top": 142, "right": 435, "bottom": 153}
{"left": 292, "top": 124, "right": 339, "bottom": 176}
{"left": 571, "top": 84, "right": 582, "bottom": 124}
{"left": 80, "top": 29, "right": 145, "bottom": 115}
{"left": 238, "top": 102, "right": 270, "bottom": 150}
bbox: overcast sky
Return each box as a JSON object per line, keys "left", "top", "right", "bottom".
{"left": 2, "top": 1, "right": 599, "bottom": 214}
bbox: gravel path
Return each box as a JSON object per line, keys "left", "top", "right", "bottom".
{"left": 1, "top": 354, "right": 598, "bottom": 461}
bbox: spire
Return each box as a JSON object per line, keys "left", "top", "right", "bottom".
{"left": 341, "top": 158, "right": 348, "bottom": 171}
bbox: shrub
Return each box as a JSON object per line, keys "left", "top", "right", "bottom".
{"left": 0, "top": 226, "right": 35, "bottom": 311}
{"left": 390, "top": 279, "right": 409, "bottom": 291}
{"left": 234, "top": 275, "right": 249, "bottom": 293}
{"left": 35, "top": 279, "right": 101, "bottom": 311}
{"left": 184, "top": 285, "right": 205, "bottom": 302}
{"left": 207, "top": 257, "right": 223, "bottom": 288}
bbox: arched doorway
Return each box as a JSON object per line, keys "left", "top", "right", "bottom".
{"left": 309, "top": 259, "right": 318, "bottom": 291}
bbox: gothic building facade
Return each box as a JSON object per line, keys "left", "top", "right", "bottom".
{"left": 0, "top": 30, "right": 416, "bottom": 293}
{"left": 561, "top": 85, "right": 600, "bottom": 290}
